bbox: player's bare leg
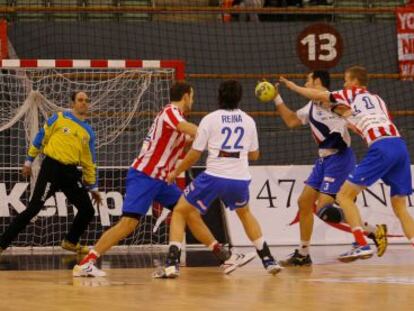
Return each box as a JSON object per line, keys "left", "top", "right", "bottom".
{"left": 157, "top": 196, "right": 256, "bottom": 278}
{"left": 391, "top": 195, "right": 414, "bottom": 241}
{"left": 73, "top": 217, "right": 139, "bottom": 277}
{"left": 281, "top": 188, "right": 332, "bottom": 267}
{"left": 95, "top": 217, "right": 139, "bottom": 254}
{"left": 235, "top": 205, "right": 281, "bottom": 275}
{"left": 336, "top": 182, "right": 374, "bottom": 262}
{"left": 186, "top": 211, "right": 215, "bottom": 246}
{"left": 298, "top": 186, "right": 319, "bottom": 247}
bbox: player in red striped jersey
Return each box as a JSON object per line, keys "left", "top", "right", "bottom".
{"left": 280, "top": 66, "right": 414, "bottom": 262}
{"left": 73, "top": 82, "right": 237, "bottom": 277}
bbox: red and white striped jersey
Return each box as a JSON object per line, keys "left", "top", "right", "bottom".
{"left": 330, "top": 87, "right": 400, "bottom": 145}
{"left": 131, "top": 104, "right": 187, "bottom": 180}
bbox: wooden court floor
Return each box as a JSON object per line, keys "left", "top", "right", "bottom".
{"left": 1, "top": 245, "right": 414, "bottom": 311}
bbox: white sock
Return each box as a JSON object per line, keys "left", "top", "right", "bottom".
{"left": 298, "top": 241, "right": 310, "bottom": 256}
{"left": 362, "top": 222, "right": 376, "bottom": 234}
{"left": 169, "top": 241, "right": 182, "bottom": 250}
{"left": 253, "top": 237, "right": 265, "bottom": 251}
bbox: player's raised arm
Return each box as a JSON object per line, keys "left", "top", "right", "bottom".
{"left": 279, "top": 76, "right": 330, "bottom": 104}
{"left": 273, "top": 91, "right": 303, "bottom": 129}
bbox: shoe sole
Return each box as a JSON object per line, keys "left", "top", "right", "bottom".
{"left": 237, "top": 252, "right": 257, "bottom": 268}
{"left": 72, "top": 265, "right": 106, "bottom": 278}
{"left": 224, "top": 252, "right": 257, "bottom": 275}
{"left": 72, "top": 265, "right": 87, "bottom": 277}
{"left": 279, "top": 260, "right": 312, "bottom": 267}
{"left": 338, "top": 253, "right": 374, "bottom": 263}
{"left": 267, "top": 266, "right": 283, "bottom": 275}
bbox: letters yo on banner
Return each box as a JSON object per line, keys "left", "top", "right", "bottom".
{"left": 396, "top": 7, "right": 414, "bottom": 79}
{"left": 296, "top": 23, "right": 343, "bottom": 70}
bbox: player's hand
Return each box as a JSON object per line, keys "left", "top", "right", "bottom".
{"left": 166, "top": 171, "right": 178, "bottom": 185}
{"left": 22, "top": 165, "right": 32, "bottom": 178}
{"left": 279, "top": 76, "right": 296, "bottom": 90}
{"left": 90, "top": 191, "right": 103, "bottom": 207}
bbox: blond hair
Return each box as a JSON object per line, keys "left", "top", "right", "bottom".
{"left": 346, "top": 66, "right": 368, "bottom": 86}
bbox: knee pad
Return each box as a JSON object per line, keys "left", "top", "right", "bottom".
{"left": 316, "top": 204, "right": 344, "bottom": 223}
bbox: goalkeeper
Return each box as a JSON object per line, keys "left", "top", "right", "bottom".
{"left": 0, "top": 91, "right": 102, "bottom": 254}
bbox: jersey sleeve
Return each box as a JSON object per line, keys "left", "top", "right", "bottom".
{"left": 80, "top": 128, "right": 98, "bottom": 190}
{"left": 296, "top": 102, "right": 311, "bottom": 125}
{"left": 191, "top": 117, "right": 209, "bottom": 152}
{"left": 26, "top": 113, "right": 59, "bottom": 163}
{"left": 164, "top": 106, "right": 185, "bottom": 129}
{"left": 329, "top": 89, "right": 353, "bottom": 115}
{"left": 249, "top": 119, "right": 259, "bottom": 152}
{"left": 330, "top": 89, "right": 351, "bottom": 106}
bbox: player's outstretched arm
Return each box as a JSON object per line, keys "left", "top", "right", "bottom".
{"left": 273, "top": 94, "right": 302, "bottom": 129}
{"left": 177, "top": 121, "right": 198, "bottom": 138}
{"left": 167, "top": 148, "right": 202, "bottom": 184}
{"left": 280, "top": 76, "right": 330, "bottom": 103}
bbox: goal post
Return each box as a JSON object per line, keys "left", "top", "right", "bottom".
{"left": 0, "top": 59, "right": 185, "bottom": 250}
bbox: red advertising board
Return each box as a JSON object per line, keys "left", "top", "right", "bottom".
{"left": 0, "top": 20, "right": 7, "bottom": 60}
{"left": 396, "top": 7, "right": 414, "bottom": 78}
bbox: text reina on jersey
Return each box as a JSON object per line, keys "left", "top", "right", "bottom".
{"left": 221, "top": 114, "right": 243, "bottom": 124}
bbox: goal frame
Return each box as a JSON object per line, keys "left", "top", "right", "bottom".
{"left": 0, "top": 59, "right": 185, "bottom": 81}
{"left": 0, "top": 58, "right": 187, "bottom": 253}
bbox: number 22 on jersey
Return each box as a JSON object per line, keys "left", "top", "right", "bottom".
{"left": 221, "top": 126, "right": 245, "bottom": 150}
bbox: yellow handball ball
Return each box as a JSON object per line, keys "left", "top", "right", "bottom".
{"left": 255, "top": 81, "right": 277, "bottom": 103}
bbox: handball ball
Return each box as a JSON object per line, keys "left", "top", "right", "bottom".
{"left": 255, "top": 81, "right": 277, "bottom": 103}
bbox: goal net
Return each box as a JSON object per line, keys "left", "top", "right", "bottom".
{"left": 0, "top": 59, "right": 184, "bottom": 250}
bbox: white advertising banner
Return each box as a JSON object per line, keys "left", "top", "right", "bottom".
{"left": 225, "top": 165, "right": 414, "bottom": 246}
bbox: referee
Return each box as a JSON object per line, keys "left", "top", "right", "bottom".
{"left": 0, "top": 91, "right": 102, "bottom": 254}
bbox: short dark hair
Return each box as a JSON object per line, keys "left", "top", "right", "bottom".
{"left": 346, "top": 65, "right": 368, "bottom": 86}
{"left": 218, "top": 80, "right": 242, "bottom": 110}
{"left": 170, "top": 82, "right": 192, "bottom": 101}
{"left": 312, "top": 70, "right": 330, "bottom": 89}
{"left": 71, "top": 91, "right": 82, "bottom": 102}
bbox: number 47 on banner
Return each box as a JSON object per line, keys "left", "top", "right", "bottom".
{"left": 256, "top": 179, "right": 296, "bottom": 209}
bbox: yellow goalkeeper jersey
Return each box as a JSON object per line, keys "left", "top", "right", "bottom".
{"left": 27, "top": 111, "right": 97, "bottom": 187}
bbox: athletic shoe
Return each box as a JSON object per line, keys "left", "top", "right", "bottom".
{"left": 61, "top": 240, "right": 89, "bottom": 254}
{"left": 262, "top": 257, "right": 282, "bottom": 275}
{"left": 374, "top": 224, "right": 388, "bottom": 257}
{"left": 279, "top": 249, "right": 312, "bottom": 267}
{"left": 72, "top": 262, "right": 107, "bottom": 277}
{"left": 220, "top": 252, "right": 257, "bottom": 275}
{"left": 338, "top": 244, "right": 374, "bottom": 263}
{"left": 152, "top": 264, "right": 180, "bottom": 279}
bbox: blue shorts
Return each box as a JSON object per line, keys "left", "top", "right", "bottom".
{"left": 122, "top": 168, "right": 181, "bottom": 217}
{"left": 184, "top": 172, "right": 250, "bottom": 215}
{"left": 348, "top": 138, "right": 412, "bottom": 196}
{"left": 306, "top": 147, "right": 356, "bottom": 195}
